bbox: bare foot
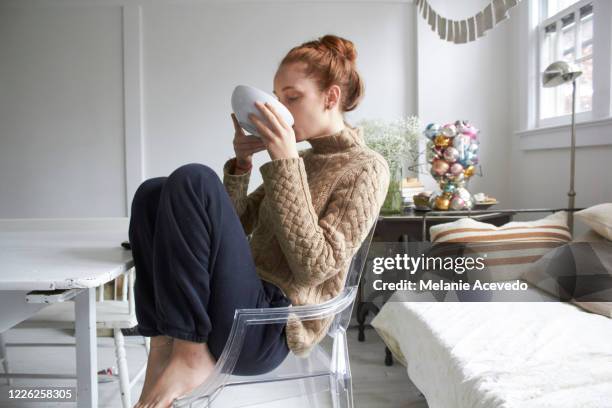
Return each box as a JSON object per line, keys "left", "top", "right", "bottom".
{"left": 135, "top": 336, "right": 174, "bottom": 406}
{"left": 136, "top": 339, "right": 216, "bottom": 407}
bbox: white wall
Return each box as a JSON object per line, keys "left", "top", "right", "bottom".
{"left": 508, "top": 144, "right": 612, "bottom": 210}
{"left": 0, "top": 5, "right": 127, "bottom": 218}
{"left": 0, "top": 0, "right": 417, "bottom": 218}
{"left": 416, "top": 0, "right": 514, "bottom": 206}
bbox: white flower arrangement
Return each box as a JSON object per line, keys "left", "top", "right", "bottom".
{"left": 356, "top": 116, "right": 422, "bottom": 214}
{"left": 356, "top": 116, "right": 421, "bottom": 174}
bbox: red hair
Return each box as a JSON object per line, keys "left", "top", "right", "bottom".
{"left": 279, "top": 34, "right": 365, "bottom": 112}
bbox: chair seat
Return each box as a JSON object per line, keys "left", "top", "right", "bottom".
{"left": 205, "top": 345, "right": 333, "bottom": 407}
{"left": 16, "top": 301, "right": 137, "bottom": 330}
{"left": 226, "top": 344, "right": 331, "bottom": 387}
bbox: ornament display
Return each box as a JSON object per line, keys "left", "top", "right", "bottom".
{"left": 425, "top": 120, "right": 480, "bottom": 210}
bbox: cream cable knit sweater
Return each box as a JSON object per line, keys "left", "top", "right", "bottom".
{"left": 222, "top": 123, "right": 390, "bottom": 357}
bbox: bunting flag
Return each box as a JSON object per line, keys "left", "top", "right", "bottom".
{"left": 415, "top": 0, "right": 522, "bottom": 43}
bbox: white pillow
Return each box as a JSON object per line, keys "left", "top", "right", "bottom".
{"left": 573, "top": 229, "right": 611, "bottom": 243}
{"left": 575, "top": 203, "right": 612, "bottom": 241}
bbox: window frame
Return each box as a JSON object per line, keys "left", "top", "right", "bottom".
{"left": 515, "top": 0, "right": 612, "bottom": 150}
{"left": 536, "top": 0, "right": 596, "bottom": 127}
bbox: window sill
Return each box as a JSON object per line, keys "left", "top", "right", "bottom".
{"left": 515, "top": 116, "right": 612, "bottom": 150}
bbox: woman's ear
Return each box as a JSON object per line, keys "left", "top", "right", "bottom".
{"left": 325, "top": 85, "right": 342, "bottom": 110}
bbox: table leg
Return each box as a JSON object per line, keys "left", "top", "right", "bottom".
{"left": 356, "top": 301, "right": 367, "bottom": 342}
{"left": 384, "top": 346, "right": 394, "bottom": 366}
{"left": 75, "top": 288, "right": 97, "bottom": 408}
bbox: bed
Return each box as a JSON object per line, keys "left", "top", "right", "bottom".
{"left": 371, "top": 285, "right": 612, "bottom": 408}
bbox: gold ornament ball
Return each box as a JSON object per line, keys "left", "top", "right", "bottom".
{"left": 434, "top": 135, "right": 451, "bottom": 148}
{"left": 434, "top": 196, "right": 450, "bottom": 210}
{"left": 464, "top": 165, "right": 475, "bottom": 178}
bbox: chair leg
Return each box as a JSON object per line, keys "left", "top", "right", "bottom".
{"left": 330, "top": 372, "right": 354, "bottom": 408}
{"left": 114, "top": 329, "right": 132, "bottom": 408}
{"left": 297, "top": 357, "right": 320, "bottom": 407}
{"left": 127, "top": 336, "right": 149, "bottom": 389}
{"left": 0, "top": 333, "right": 11, "bottom": 386}
{"left": 329, "top": 330, "right": 354, "bottom": 408}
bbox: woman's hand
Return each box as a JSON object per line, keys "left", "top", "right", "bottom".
{"left": 249, "top": 101, "right": 299, "bottom": 161}
{"left": 231, "top": 113, "right": 266, "bottom": 173}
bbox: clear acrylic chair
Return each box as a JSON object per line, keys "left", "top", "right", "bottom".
{"left": 172, "top": 219, "right": 378, "bottom": 408}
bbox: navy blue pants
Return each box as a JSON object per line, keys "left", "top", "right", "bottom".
{"left": 128, "top": 163, "right": 291, "bottom": 375}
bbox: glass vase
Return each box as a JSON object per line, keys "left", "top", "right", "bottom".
{"left": 380, "top": 165, "right": 403, "bottom": 215}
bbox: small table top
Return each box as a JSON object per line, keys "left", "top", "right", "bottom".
{"left": 0, "top": 218, "right": 133, "bottom": 291}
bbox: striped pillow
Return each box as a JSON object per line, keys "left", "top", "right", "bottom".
{"left": 429, "top": 211, "right": 571, "bottom": 282}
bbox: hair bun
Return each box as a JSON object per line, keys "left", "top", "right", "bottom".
{"left": 320, "top": 35, "right": 357, "bottom": 63}
{"left": 280, "top": 34, "right": 364, "bottom": 112}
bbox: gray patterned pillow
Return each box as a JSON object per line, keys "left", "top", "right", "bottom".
{"left": 522, "top": 241, "right": 612, "bottom": 318}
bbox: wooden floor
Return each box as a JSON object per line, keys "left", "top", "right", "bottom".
{"left": 0, "top": 325, "right": 428, "bottom": 407}
{"left": 346, "top": 325, "right": 427, "bottom": 408}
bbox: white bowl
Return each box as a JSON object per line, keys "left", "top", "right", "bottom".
{"left": 231, "top": 85, "right": 294, "bottom": 137}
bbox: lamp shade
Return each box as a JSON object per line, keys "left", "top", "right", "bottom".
{"left": 542, "top": 61, "right": 583, "bottom": 88}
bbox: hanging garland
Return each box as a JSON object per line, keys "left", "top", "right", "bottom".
{"left": 415, "top": 0, "right": 522, "bottom": 43}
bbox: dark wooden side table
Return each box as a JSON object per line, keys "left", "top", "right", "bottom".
{"left": 357, "top": 210, "right": 515, "bottom": 365}
{"left": 373, "top": 211, "right": 515, "bottom": 242}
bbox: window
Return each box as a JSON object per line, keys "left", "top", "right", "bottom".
{"left": 546, "top": 0, "right": 584, "bottom": 16}
{"left": 538, "top": 0, "right": 594, "bottom": 124}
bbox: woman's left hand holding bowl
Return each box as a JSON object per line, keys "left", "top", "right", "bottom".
{"left": 249, "top": 101, "right": 299, "bottom": 161}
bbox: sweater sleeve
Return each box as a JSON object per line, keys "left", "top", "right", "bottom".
{"left": 222, "top": 157, "right": 265, "bottom": 236}
{"left": 259, "top": 156, "right": 390, "bottom": 287}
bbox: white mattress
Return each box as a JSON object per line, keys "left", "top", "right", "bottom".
{"left": 371, "top": 287, "right": 612, "bottom": 408}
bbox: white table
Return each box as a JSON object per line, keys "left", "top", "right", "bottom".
{"left": 0, "top": 218, "right": 134, "bottom": 407}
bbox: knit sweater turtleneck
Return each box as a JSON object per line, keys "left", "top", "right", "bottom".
{"left": 222, "top": 123, "right": 390, "bottom": 357}
{"left": 306, "top": 123, "right": 367, "bottom": 154}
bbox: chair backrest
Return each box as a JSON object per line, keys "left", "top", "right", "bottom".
{"left": 344, "top": 218, "right": 378, "bottom": 289}
{"left": 328, "top": 217, "right": 378, "bottom": 335}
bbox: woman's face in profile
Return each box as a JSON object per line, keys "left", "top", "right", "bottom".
{"left": 273, "top": 62, "right": 329, "bottom": 142}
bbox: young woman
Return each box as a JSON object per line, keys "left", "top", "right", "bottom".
{"left": 129, "top": 34, "right": 390, "bottom": 408}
